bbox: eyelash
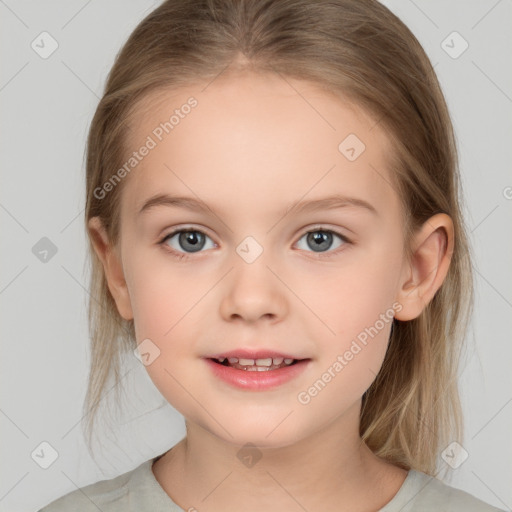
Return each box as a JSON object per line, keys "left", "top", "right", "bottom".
{"left": 158, "top": 226, "right": 352, "bottom": 261}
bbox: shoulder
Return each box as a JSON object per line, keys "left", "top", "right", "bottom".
{"left": 383, "top": 469, "right": 507, "bottom": 512}
{"left": 37, "top": 460, "right": 148, "bottom": 512}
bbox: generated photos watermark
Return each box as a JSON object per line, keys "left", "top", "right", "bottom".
{"left": 93, "top": 96, "right": 198, "bottom": 200}
{"left": 297, "top": 301, "right": 403, "bottom": 405}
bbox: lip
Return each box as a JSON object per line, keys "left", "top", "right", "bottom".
{"left": 206, "top": 349, "right": 305, "bottom": 360}
{"left": 204, "top": 357, "right": 311, "bottom": 391}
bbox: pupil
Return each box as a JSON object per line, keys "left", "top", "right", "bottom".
{"left": 308, "top": 231, "right": 331, "bottom": 252}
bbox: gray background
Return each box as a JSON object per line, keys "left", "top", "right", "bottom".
{"left": 0, "top": 1, "right": 511, "bottom": 511}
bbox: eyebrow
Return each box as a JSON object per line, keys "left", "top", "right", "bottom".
{"left": 137, "top": 193, "right": 378, "bottom": 217}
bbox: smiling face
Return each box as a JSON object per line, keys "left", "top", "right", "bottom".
{"left": 92, "top": 70, "right": 415, "bottom": 447}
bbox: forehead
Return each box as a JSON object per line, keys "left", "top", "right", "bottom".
{"left": 121, "top": 71, "right": 399, "bottom": 221}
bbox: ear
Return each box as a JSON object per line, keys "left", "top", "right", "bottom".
{"left": 87, "top": 216, "right": 133, "bottom": 321}
{"left": 394, "top": 213, "right": 454, "bottom": 321}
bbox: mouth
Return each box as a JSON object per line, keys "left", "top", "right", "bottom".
{"left": 208, "top": 356, "right": 308, "bottom": 372}
{"left": 204, "top": 352, "right": 312, "bottom": 390}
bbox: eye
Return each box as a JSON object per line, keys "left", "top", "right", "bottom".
{"left": 159, "top": 228, "right": 216, "bottom": 258}
{"left": 159, "top": 226, "right": 351, "bottom": 261}
{"left": 295, "top": 228, "right": 350, "bottom": 257}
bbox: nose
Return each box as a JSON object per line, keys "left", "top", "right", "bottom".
{"left": 219, "top": 256, "right": 288, "bottom": 324}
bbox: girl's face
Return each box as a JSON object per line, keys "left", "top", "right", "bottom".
{"left": 108, "top": 71, "right": 411, "bottom": 447}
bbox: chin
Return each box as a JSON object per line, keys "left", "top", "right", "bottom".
{"left": 208, "top": 420, "right": 308, "bottom": 450}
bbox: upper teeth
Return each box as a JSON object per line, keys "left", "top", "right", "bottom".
{"left": 217, "top": 357, "right": 294, "bottom": 366}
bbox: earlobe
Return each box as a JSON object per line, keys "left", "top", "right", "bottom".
{"left": 87, "top": 217, "right": 134, "bottom": 321}
{"left": 394, "top": 213, "right": 454, "bottom": 321}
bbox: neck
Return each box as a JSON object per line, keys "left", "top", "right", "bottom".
{"left": 152, "top": 401, "right": 408, "bottom": 512}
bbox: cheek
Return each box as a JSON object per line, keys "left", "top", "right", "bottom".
{"left": 299, "top": 248, "right": 401, "bottom": 332}
{"left": 124, "top": 244, "right": 206, "bottom": 341}
{"left": 293, "top": 279, "right": 395, "bottom": 416}
{"left": 124, "top": 255, "right": 206, "bottom": 410}
{"left": 294, "top": 247, "right": 402, "bottom": 382}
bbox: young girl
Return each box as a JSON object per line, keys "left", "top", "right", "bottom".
{"left": 38, "top": 0, "right": 505, "bottom": 511}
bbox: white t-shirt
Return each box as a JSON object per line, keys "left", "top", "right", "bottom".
{"left": 38, "top": 455, "right": 505, "bottom": 512}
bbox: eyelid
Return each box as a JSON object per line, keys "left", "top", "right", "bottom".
{"left": 301, "top": 224, "right": 351, "bottom": 242}
{"left": 158, "top": 225, "right": 216, "bottom": 246}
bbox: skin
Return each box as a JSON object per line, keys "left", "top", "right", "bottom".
{"left": 89, "top": 68, "right": 454, "bottom": 512}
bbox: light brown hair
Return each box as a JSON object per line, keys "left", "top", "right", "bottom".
{"left": 83, "top": 0, "right": 473, "bottom": 476}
